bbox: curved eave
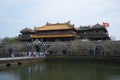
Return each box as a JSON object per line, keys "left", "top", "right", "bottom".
{"left": 35, "top": 28, "right": 75, "bottom": 31}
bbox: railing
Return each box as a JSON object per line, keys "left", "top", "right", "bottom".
{"left": 79, "top": 33, "right": 109, "bottom": 38}
{"left": 18, "top": 35, "right": 31, "bottom": 39}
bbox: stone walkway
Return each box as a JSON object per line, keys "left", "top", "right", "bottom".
{"left": 0, "top": 56, "right": 45, "bottom": 61}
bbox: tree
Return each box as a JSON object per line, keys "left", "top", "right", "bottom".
{"left": 0, "top": 38, "right": 2, "bottom": 43}
{"left": 47, "top": 41, "right": 66, "bottom": 54}
{"left": 2, "top": 37, "right": 19, "bottom": 43}
{"left": 68, "top": 40, "right": 94, "bottom": 55}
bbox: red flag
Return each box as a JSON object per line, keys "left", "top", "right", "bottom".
{"left": 103, "top": 22, "right": 109, "bottom": 27}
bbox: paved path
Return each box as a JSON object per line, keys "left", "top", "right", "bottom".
{"left": 0, "top": 56, "right": 45, "bottom": 61}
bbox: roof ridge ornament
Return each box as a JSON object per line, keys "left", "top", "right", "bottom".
{"left": 46, "top": 22, "right": 50, "bottom": 25}
{"left": 67, "top": 20, "right": 70, "bottom": 24}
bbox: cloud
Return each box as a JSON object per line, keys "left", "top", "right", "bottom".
{"left": 0, "top": 0, "right": 120, "bottom": 39}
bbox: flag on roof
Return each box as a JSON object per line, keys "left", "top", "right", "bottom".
{"left": 103, "top": 22, "right": 109, "bottom": 27}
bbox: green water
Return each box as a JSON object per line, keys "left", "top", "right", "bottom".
{"left": 0, "top": 62, "right": 120, "bottom": 80}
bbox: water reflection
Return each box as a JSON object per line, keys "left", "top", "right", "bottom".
{"left": 0, "top": 70, "right": 20, "bottom": 80}
{"left": 0, "top": 62, "right": 120, "bottom": 80}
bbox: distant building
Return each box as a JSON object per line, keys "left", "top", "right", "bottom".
{"left": 77, "top": 23, "right": 110, "bottom": 40}
{"left": 18, "top": 21, "right": 110, "bottom": 42}
{"left": 18, "top": 28, "right": 35, "bottom": 42}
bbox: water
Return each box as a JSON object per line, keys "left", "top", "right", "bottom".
{"left": 0, "top": 62, "right": 120, "bottom": 80}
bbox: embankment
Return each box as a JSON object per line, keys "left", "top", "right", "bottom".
{"left": 0, "top": 57, "right": 45, "bottom": 67}
{"left": 46, "top": 55, "right": 120, "bottom": 64}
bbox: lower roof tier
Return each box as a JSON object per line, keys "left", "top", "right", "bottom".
{"left": 31, "top": 34, "right": 76, "bottom": 38}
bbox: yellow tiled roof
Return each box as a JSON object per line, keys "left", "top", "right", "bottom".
{"left": 35, "top": 24, "right": 74, "bottom": 31}
{"left": 31, "top": 34, "right": 75, "bottom": 38}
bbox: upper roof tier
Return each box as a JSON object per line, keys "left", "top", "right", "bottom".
{"left": 34, "top": 21, "right": 75, "bottom": 31}
{"left": 77, "top": 23, "right": 107, "bottom": 31}
{"left": 20, "top": 27, "right": 35, "bottom": 33}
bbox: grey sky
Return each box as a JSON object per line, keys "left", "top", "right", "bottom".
{"left": 0, "top": 0, "right": 120, "bottom": 40}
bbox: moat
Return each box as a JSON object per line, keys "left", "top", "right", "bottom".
{"left": 0, "top": 62, "right": 120, "bottom": 80}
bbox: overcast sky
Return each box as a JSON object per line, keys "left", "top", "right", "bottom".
{"left": 0, "top": 0, "right": 120, "bottom": 40}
